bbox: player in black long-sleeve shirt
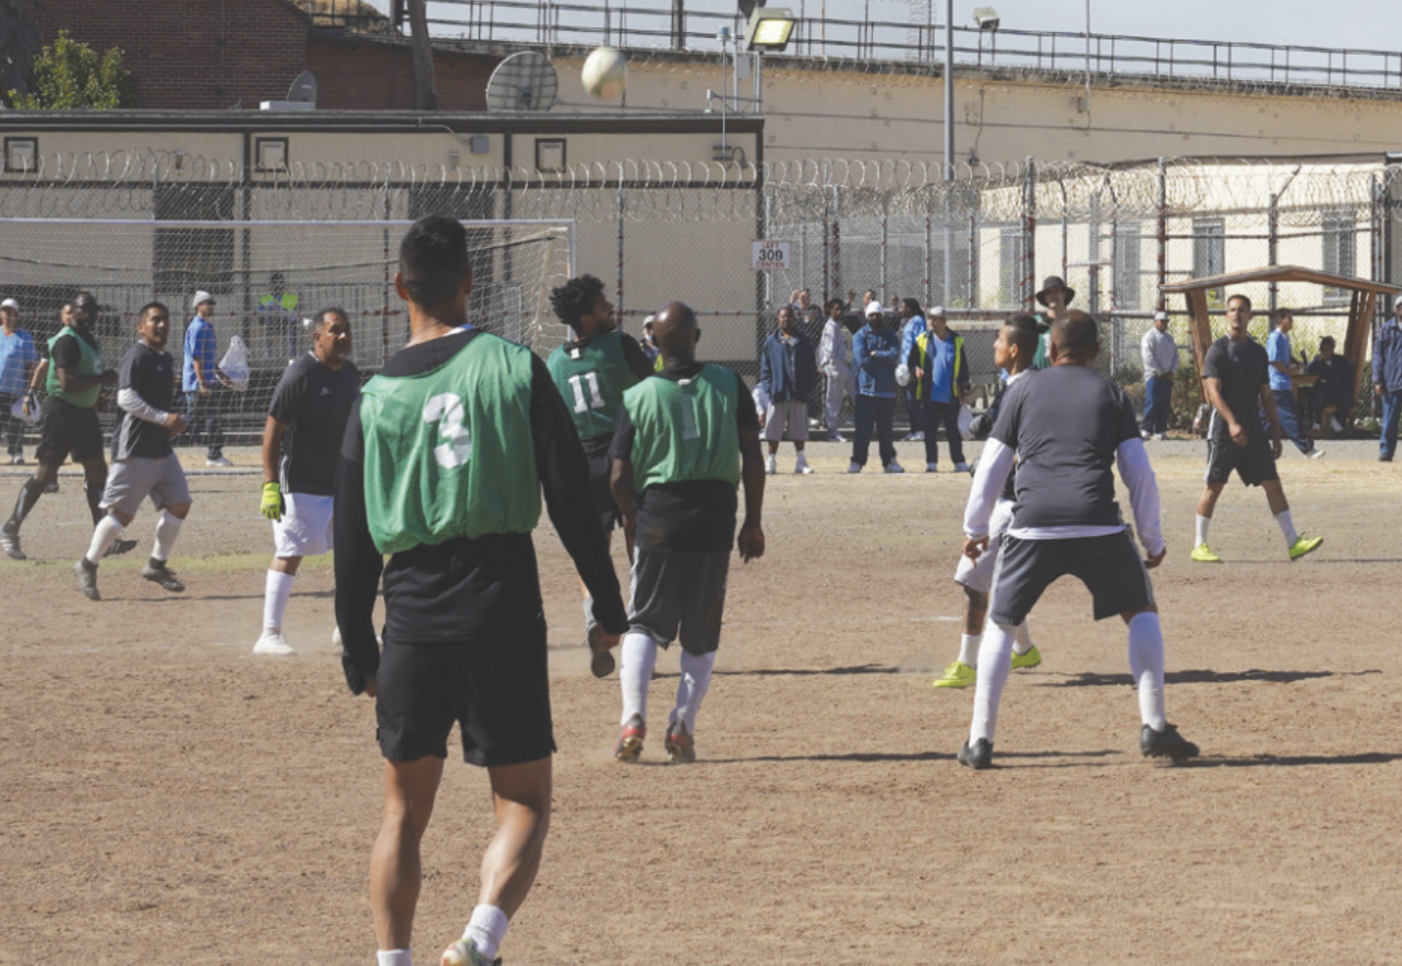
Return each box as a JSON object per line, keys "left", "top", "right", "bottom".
{"left": 333, "top": 215, "right": 628, "bottom": 966}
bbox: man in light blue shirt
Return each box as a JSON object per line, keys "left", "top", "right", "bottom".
{"left": 0, "top": 298, "right": 39, "bottom": 464}
{"left": 183, "top": 290, "right": 231, "bottom": 466}
{"left": 897, "top": 300, "right": 927, "bottom": 441}
{"left": 1263, "top": 308, "right": 1321, "bottom": 459}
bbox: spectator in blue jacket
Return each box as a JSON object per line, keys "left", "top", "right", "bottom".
{"left": 849, "top": 301, "right": 903, "bottom": 474}
{"left": 1373, "top": 294, "right": 1402, "bottom": 462}
{"left": 759, "top": 305, "right": 818, "bottom": 475}
{"left": 897, "top": 299, "right": 927, "bottom": 441}
{"left": 907, "top": 304, "right": 970, "bottom": 473}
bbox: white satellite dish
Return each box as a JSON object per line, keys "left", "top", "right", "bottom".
{"left": 485, "top": 51, "right": 559, "bottom": 112}
{"left": 287, "top": 71, "right": 318, "bottom": 105}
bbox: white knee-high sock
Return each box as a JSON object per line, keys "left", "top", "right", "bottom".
{"left": 673, "top": 649, "right": 717, "bottom": 733}
{"left": 1127, "top": 611, "right": 1167, "bottom": 731}
{"left": 151, "top": 509, "right": 183, "bottom": 562}
{"left": 1195, "top": 514, "right": 1211, "bottom": 547}
{"left": 969, "top": 622, "right": 1016, "bottom": 743}
{"left": 957, "top": 633, "right": 981, "bottom": 667}
{"left": 463, "top": 904, "right": 509, "bottom": 961}
{"left": 1012, "top": 620, "right": 1033, "bottom": 655}
{"left": 1275, "top": 510, "right": 1298, "bottom": 546}
{"left": 619, "top": 632, "right": 657, "bottom": 726}
{"left": 84, "top": 515, "right": 125, "bottom": 566}
{"left": 376, "top": 950, "right": 411, "bottom": 966}
{"left": 264, "top": 569, "right": 296, "bottom": 634}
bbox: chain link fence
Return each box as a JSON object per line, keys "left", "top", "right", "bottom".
{"left": 1, "top": 151, "right": 1398, "bottom": 444}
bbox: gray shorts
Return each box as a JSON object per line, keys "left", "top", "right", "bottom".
{"left": 628, "top": 546, "right": 731, "bottom": 655}
{"left": 101, "top": 454, "right": 192, "bottom": 517}
{"left": 763, "top": 399, "right": 809, "bottom": 442}
{"left": 989, "top": 531, "right": 1153, "bottom": 627}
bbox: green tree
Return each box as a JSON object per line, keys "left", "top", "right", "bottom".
{"left": 7, "top": 31, "right": 134, "bottom": 109}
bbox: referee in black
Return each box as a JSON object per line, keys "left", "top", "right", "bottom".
{"left": 958, "top": 311, "right": 1198, "bottom": 770}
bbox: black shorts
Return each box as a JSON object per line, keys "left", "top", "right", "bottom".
{"left": 1205, "top": 434, "right": 1279, "bottom": 487}
{"left": 628, "top": 546, "right": 730, "bottom": 655}
{"left": 588, "top": 449, "right": 621, "bottom": 534}
{"left": 989, "top": 531, "right": 1154, "bottom": 627}
{"left": 35, "top": 397, "right": 105, "bottom": 465}
{"left": 374, "top": 614, "right": 555, "bottom": 767}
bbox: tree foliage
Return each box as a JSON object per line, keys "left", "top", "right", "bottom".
{"left": 7, "top": 31, "right": 135, "bottom": 109}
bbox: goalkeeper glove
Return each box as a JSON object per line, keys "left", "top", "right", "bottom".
{"left": 260, "top": 481, "right": 284, "bottom": 522}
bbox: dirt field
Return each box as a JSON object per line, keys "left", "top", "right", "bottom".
{"left": 2, "top": 440, "right": 1400, "bottom": 965}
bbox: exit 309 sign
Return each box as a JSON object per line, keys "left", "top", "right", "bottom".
{"left": 751, "top": 240, "right": 791, "bottom": 271}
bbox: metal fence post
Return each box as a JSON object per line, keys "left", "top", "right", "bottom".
{"left": 924, "top": 194, "right": 932, "bottom": 308}
{"left": 879, "top": 202, "right": 888, "bottom": 301}
{"left": 832, "top": 185, "right": 842, "bottom": 300}
{"left": 822, "top": 186, "right": 831, "bottom": 302}
{"left": 1022, "top": 157, "right": 1037, "bottom": 311}
{"left": 1156, "top": 158, "right": 1168, "bottom": 312}
{"left": 1088, "top": 182, "right": 1102, "bottom": 316}
{"left": 1268, "top": 190, "right": 1280, "bottom": 317}
{"left": 616, "top": 179, "right": 625, "bottom": 320}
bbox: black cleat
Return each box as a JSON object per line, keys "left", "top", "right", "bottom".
{"left": 103, "top": 538, "right": 138, "bottom": 558}
{"left": 1140, "top": 723, "right": 1199, "bottom": 762}
{"left": 1, "top": 528, "right": 24, "bottom": 561}
{"left": 957, "top": 738, "right": 994, "bottom": 770}
{"left": 141, "top": 559, "right": 185, "bottom": 593}
{"left": 74, "top": 559, "right": 100, "bottom": 601}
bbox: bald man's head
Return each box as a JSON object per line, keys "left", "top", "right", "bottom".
{"left": 1049, "top": 310, "right": 1100, "bottom": 365}
{"left": 652, "top": 301, "right": 699, "bottom": 362}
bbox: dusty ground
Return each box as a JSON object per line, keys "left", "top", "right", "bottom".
{"left": 2, "top": 439, "right": 1400, "bottom": 965}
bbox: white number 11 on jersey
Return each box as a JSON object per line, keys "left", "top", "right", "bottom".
{"left": 567, "top": 372, "right": 605, "bottom": 414}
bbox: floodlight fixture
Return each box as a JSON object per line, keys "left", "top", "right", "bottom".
{"left": 745, "top": 7, "right": 795, "bottom": 52}
{"left": 973, "top": 7, "right": 1000, "bottom": 30}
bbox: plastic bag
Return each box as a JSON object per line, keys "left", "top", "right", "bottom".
{"left": 752, "top": 384, "right": 771, "bottom": 426}
{"left": 219, "top": 335, "right": 250, "bottom": 392}
{"left": 895, "top": 363, "right": 911, "bottom": 387}
{"left": 957, "top": 403, "right": 975, "bottom": 440}
{"left": 10, "top": 393, "right": 38, "bottom": 425}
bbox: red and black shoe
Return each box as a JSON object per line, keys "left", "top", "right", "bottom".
{"left": 664, "top": 720, "right": 696, "bottom": 764}
{"left": 614, "top": 714, "right": 645, "bottom": 763}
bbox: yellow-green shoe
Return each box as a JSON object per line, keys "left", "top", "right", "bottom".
{"left": 1010, "top": 645, "right": 1042, "bottom": 670}
{"left": 1190, "top": 543, "right": 1222, "bottom": 563}
{"left": 1288, "top": 534, "right": 1323, "bottom": 561}
{"left": 933, "top": 660, "right": 976, "bottom": 689}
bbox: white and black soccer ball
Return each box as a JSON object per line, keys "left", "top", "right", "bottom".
{"left": 582, "top": 47, "right": 628, "bottom": 100}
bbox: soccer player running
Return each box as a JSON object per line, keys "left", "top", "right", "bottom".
{"left": 2, "top": 292, "right": 135, "bottom": 561}
{"left": 335, "top": 216, "right": 629, "bottom": 966}
{"left": 933, "top": 314, "right": 1043, "bottom": 689}
{"left": 545, "top": 274, "right": 655, "bottom": 676}
{"left": 1191, "top": 294, "right": 1324, "bottom": 564}
{"left": 254, "top": 308, "right": 359, "bottom": 656}
{"left": 72, "top": 302, "right": 190, "bottom": 599}
{"left": 609, "top": 301, "right": 765, "bottom": 764}
{"left": 957, "top": 311, "right": 1198, "bottom": 770}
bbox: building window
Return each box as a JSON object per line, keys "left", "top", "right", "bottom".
{"left": 1112, "top": 224, "right": 1142, "bottom": 311}
{"left": 254, "top": 137, "right": 289, "bottom": 172}
{"left": 4, "top": 137, "right": 38, "bottom": 173}
{"left": 1192, "top": 218, "right": 1225, "bottom": 309}
{"left": 1000, "top": 227, "right": 1028, "bottom": 307}
{"left": 1322, "top": 209, "right": 1357, "bottom": 306}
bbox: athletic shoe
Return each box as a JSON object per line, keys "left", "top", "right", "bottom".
{"left": 1140, "top": 723, "right": 1199, "bottom": 762}
{"left": 1381, "top": 453, "right": 1394, "bottom": 463}
{"left": 664, "top": 720, "right": 696, "bottom": 764}
{"left": 440, "top": 938, "right": 501, "bottom": 966}
{"left": 764, "top": 455, "right": 777, "bottom": 475}
{"left": 830, "top": 432, "right": 848, "bottom": 443}
{"left": 1329, "top": 416, "right": 1345, "bottom": 434}
{"left": 794, "top": 461, "right": 814, "bottom": 475}
{"left": 43, "top": 481, "right": 59, "bottom": 494}
{"left": 8, "top": 455, "right": 23, "bottom": 465}
{"left": 205, "top": 455, "right": 233, "bottom": 467}
{"left": 1141, "top": 430, "right": 1152, "bottom": 441}
{"left": 953, "top": 462, "right": 971, "bottom": 474}
{"left": 883, "top": 461, "right": 905, "bottom": 474}
{"left": 957, "top": 737, "right": 993, "bottom": 770}
{"left": 1304, "top": 447, "right": 1325, "bottom": 460}
{"left": 615, "top": 714, "right": 646, "bottom": 763}
{"left": 587, "top": 624, "right": 615, "bottom": 679}
{"left": 141, "top": 560, "right": 185, "bottom": 592}
{"left": 1010, "top": 645, "right": 1042, "bottom": 670}
{"left": 847, "top": 460, "right": 862, "bottom": 474}
{"left": 1288, "top": 534, "right": 1324, "bottom": 561}
{"left": 1154, "top": 433, "right": 1168, "bottom": 442}
{"left": 1, "top": 528, "right": 24, "bottom": 561}
{"left": 1190, "top": 543, "right": 1222, "bottom": 563}
{"left": 925, "top": 463, "right": 938, "bottom": 473}
{"left": 932, "top": 660, "right": 975, "bottom": 689}
{"left": 73, "top": 559, "right": 100, "bottom": 601}
{"left": 103, "top": 538, "right": 138, "bottom": 558}
{"left": 253, "top": 633, "right": 295, "bottom": 656}
{"left": 901, "top": 431, "right": 919, "bottom": 442}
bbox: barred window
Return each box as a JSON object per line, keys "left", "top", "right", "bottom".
{"left": 1322, "top": 209, "right": 1357, "bottom": 306}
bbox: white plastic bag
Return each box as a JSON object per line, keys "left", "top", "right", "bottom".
{"left": 957, "top": 403, "right": 975, "bottom": 439}
{"left": 752, "top": 384, "right": 771, "bottom": 421}
{"left": 219, "top": 335, "right": 250, "bottom": 392}
{"left": 10, "top": 394, "right": 38, "bottom": 425}
{"left": 895, "top": 363, "right": 911, "bottom": 387}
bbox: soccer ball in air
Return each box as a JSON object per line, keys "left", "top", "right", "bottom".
{"left": 582, "top": 47, "right": 628, "bottom": 100}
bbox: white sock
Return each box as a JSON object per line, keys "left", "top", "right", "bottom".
{"left": 151, "top": 509, "right": 183, "bottom": 562}
{"left": 673, "top": 649, "right": 717, "bottom": 733}
{"left": 969, "top": 622, "right": 1016, "bottom": 743}
{"left": 263, "top": 569, "right": 296, "bottom": 635}
{"left": 957, "top": 633, "right": 981, "bottom": 667}
{"left": 1195, "top": 514, "right": 1210, "bottom": 547}
{"left": 619, "top": 631, "right": 657, "bottom": 726}
{"left": 1012, "top": 620, "right": 1033, "bottom": 656}
{"left": 376, "top": 950, "right": 411, "bottom": 966}
{"left": 795, "top": 450, "right": 809, "bottom": 468}
{"left": 1127, "top": 611, "right": 1168, "bottom": 732}
{"left": 1275, "top": 509, "right": 1298, "bottom": 546}
{"left": 84, "top": 515, "right": 125, "bottom": 566}
{"left": 464, "top": 904, "right": 509, "bottom": 961}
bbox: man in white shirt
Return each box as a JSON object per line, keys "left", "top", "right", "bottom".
{"left": 818, "top": 298, "right": 855, "bottom": 441}
{"left": 1140, "top": 310, "right": 1178, "bottom": 440}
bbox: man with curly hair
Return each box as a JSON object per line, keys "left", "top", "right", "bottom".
{"left": 547, "top": 274, "right": 655, "bottom": 676}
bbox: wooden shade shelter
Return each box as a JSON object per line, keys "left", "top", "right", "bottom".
{"left": 1160, "top": 266, "right": 1400, "bottom": 390}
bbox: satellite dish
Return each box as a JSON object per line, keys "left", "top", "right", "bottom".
{"left": 287, "top": 71, "right": 318, "bottom": 105}
{"left": 485, "top": 52, "right": 559, "bottom": 112}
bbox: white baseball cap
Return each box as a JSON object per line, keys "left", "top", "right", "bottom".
{"left": 929, "top": 305, "right": 946, "bottom": 317}
{"left": 1154, "top": 310, "right": 1169, "bottom": 321}
{"left": 1394, "top": 293, "right": 1402, "bottom": 308}
{"left": 0, "top": 298, "right": 17, "bottom": 311}
{"left": 192, "top": 290, "right": 215, "bottom": 309}
{"left": 864, "top": 302, "right": 885, "bottom": 317}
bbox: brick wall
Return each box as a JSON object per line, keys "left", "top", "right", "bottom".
{"left": 28, "top": 0, "right": 309, "bottom": 110}
{"left": 308, "top": 36, "right": 497, "bottom": 111}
